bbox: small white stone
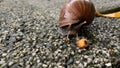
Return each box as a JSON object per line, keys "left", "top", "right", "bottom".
{"left": 0, "top": 60, "right": 5, "bottom": 64}
{"left": 42, "top": 64, "right": 48, "bottom": 67}
{"left": 2, "top": 53, "right": 7, "bottom": 57}
{"left": 76, "top": 61, "right": 80, "bottom": 64}
{"left": 32, "top": 52, "right": 36, "bottom": 56}
{"left": 37, "top": 60, "right": 40, "bottom": 63}
{"left": 26, "top": 65, "right": 30, "bottom": 68}
{"left": 105, "top": 63, "right": 112, "bottom": 67}
{"left": 8, "top": 61, "right": 14, "bottom": 66}
{"left": 58, "top": 66, "right": 63, "bottom": 68}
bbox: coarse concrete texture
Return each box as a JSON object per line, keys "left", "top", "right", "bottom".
{"left": 0, "top": 0, "right": 120, "bottom": 68}
{"left": 92, "top": 0, "right": 120, "bottom": 13}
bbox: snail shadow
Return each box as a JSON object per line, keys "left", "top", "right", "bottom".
{"left": 58, "top": 26, "right": 96, "bottom": 41}
{"left": 78, "top": 26, "right": 96, "bottom": 42}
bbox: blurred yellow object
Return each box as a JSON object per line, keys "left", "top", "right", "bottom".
{"left": 76, "top": 38, "right": 88, "bottom": 49}
{"left": 96, "top": 11, "right": 120, "bottom": 18}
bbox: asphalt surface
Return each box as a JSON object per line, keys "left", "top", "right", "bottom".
{"left": 92, "top": 0, "right": 120, "bottom": 13}
{"left": 0, "top": 0, "right": 120, "bottom": 68}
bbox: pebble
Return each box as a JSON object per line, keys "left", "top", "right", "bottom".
{"left": 26, "top": 65, "right": 30, "bottom": 68}
{"left": 37, "top": 60, "right": 40, "bottom": 63}
{"left": 0, "top": 60, "right": 5, "bottom": 64}
{"left": 8, "top": 61, "right": 14, "bottom": 66}
{"left": 32, "top": 52, "right": 36, "bottom": 56}
{"left": 105, "top": 63, "right": 112, "bottom": 67}
{"left": 42, "top": 64, "right": 48, "bottom": 68}
{"left": 2, "top": 53, "right": 7, "bottom": 57}
{"left": 58, "top": 66, "right": 64, "bottom": 68}
{"left": 67, "top": 58, "right": 74, "bottom": 65}
{"left": 76, "top": 61, "right": 80, "bottom": 64}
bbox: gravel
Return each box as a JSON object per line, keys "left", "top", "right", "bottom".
{"left": 0, "top": 0, "right": 120, "bottom": 68}
{"left": 92, "top": 0, "right": 120, "bottom": 13}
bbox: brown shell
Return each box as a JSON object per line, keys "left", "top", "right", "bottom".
{"left": 59, "top": 0, "right": 95, "bottom": 35}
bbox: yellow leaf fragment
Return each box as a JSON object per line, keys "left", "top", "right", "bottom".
{"left": 96, "top": 11, "right": 120, "bottom": 18}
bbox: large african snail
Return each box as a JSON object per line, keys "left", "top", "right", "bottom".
{"left": 59, "top": 0, "right": 120, "bottom": 40}
{"left": 59, "top": 0, "right": 95, "bottom": 40}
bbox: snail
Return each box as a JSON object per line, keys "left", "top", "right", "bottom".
{"left": 59, "top": 0, "right": 95, "bottom": 40}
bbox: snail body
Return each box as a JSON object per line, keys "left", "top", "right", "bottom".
{"left": 59, "top": 0, "right": 95, "bottom": 39}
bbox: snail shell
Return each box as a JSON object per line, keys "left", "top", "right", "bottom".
{"left": 59, "top": 0, "right": 95, "bottom": 35}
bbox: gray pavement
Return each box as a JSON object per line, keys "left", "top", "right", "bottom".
{"left": 0, "top": 0, "right": 120, "bottom": 68}
{"left": 92, "top": 0, "right": 120, "bottom": 13}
